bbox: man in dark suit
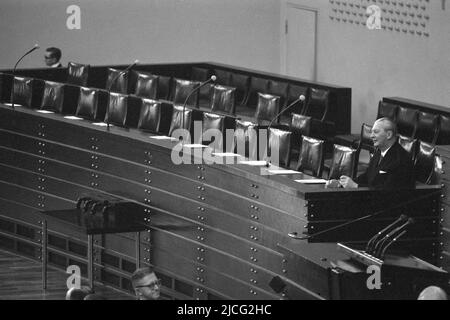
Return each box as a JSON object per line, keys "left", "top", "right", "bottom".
{"left": 44, "top": 47, "right": 63, "bottom": 68}
{"left": 131, "top": 267, "right": 161, "bottom": 300}
{"left": 329, "top": 117, "right": 415, "bottom": 189}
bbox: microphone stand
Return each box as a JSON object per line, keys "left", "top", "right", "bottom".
{"left": 181, "top": 75, "right": 216, "bottom": 145}
{"left": 106, "top": 60, "right": 138, "bottom": 131}
{"left": 11, "top": 44, "right": 40, "bottom": 110}
{"left": 373, "top": 218, "right": 415, "bottom": 258}
{"left": 365, "top": 214, "right": 408, "bottom": 254}
{"left": 264, "top": 95, "right": 305, "bottom": 167}
{"left": 379, "top": 230, "right": 407, "bottom": 259}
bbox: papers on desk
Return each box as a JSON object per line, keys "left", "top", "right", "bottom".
{"left": 295, "top": 179, "right": 328, "bottom": 184}
{"left": 64, "top": 116, "right": 83, "bottom": 120}
{"left": 92, "top": 122, "right": 111, "bottom": 127}
{"left": 183, "top": 144, "right": 208, "bottom": 148}
{"left": 238, "top": 160, "right": 268, "bottom": 167}
{"left": 267, "top": 169, "right": 299, "bottom": 175}
{"left": 212, "top": 152, "right": 243, "bottom": 157}
{"left": 149, "top": 135, "right": 178, "bottom": 141}
{"left": 36, "top": 110, "right": 54, "bottom": 114}
{"left": 3, "top": 103, "right": 24, "bottom": 107}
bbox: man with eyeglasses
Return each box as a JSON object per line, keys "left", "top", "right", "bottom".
{"left": 131, "top": 267, "right": 161, "bottom": 300}
{"left": 44, "top": 47, "right": 63, "bottom": 68}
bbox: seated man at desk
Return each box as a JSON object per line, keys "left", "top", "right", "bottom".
{"left": 328, "top": 117, "right": 415, "bottom": 189}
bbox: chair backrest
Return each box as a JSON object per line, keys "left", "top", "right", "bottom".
{"left": 76, "top": 87, "right": 106, "bottom": 121}
{"left": 106, "top": 67, "right": 129, "bottom": 94}
{"left": 414, "top": 141, "right": 436, "bottom": 184}
{"left": 172, "top": 78, "right": 200, "bottom": 107}
{"left": 247, "top": 77, "right": 270, "bottom": 107}
{"left": 268, "top": 80, "right": 289, "bottom": 111}
{"left": 290, "top": 114, "right": 312, "bottom": 151}
{"left": 328, "top": 144, "right": 358, "bottom": 180}
{"left": 213, "top": 69, "right": 232, "bottom": 86}
{"left": 229, "top": 73, "right": 250, "bottom": 106}
{"left": 40, "top": 81, "right": 65, "bottom": 113}
{"left": 296, "top": 136, "right": 325, "bottom": 177}
{"left": 398, "top": 135, "right": 418, "bottom": 162}
{"left": 254, "top": 93, "right": 280, "bottom": 123}
{"left": 200, "top": 112, "right": 226, "bottom": 151}
{"left": 396, "top": 106, "right": 418, "bottom": 138}
{"left": 286, "top": 84, "right": 308, "bottom": 115}
{"left": 437, "top": 115, "right": 450, "bottom": 145}
{"left": 210, "top": 85, "right": 236, "bottom": 115}
{"left": 67, "top": 62, "right": 90, "bottom": 86}
{"left": 356, "top": 123, "right": 375, "bottom": 154}
{"left": 303, "top": 88, "right": 329, "bottom": 121}
{"left": 416, "top": 111, "right": 439, "bottom": 144}
{"left": 168, "top": 105, "right": 193, "bottom": 139}
{"left": 268, "top": 127, "right": 292, "bottom": 168}
{"left": 232, "top": 119, "right": 258, "bottom": 160}
{"left": 132, "top": 71, "right": 159, "bottom": 100}
{"left": 11, "top": 76, "right": 34, "bottom": 108}
{"left": 137, "top": 99, "right": 163, "bottom": 133}
{"left": 191, "top": 67, "right": 210, "bottom": 82}
{"left": 156, "top": 75, "right": 171, "bottom": 101}
{"left": 377, "top": 101, "right": 398, "bottom": 121}
{"left": 104, "top": 92, "right": 128, "bottom": 127}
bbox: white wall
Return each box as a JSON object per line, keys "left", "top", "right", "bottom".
{"left": 0, "top": 0, "right": 281, "bottom": 73}
{"left": 281, "top": 0, "right": 450, "bottom": 132}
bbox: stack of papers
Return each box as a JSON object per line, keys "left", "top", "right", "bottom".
{"left": 295, "top": 179, "right": 327, "bottom": 184}
{"left": 36, "top": 110, "right": 54, "bottom": 114}
{"left": 149, "top": 135, "right": 178, "bottom": 141}
{"left": 92, "top": 122, "right": 110, "bottom": 127}
{"left": 267, "top": 169, "right": 299, "bottom": 175}
{"left": 64, "top": 116, "right": 83, "bottom": 120}
{"left": 238, "top": 160, "right": 268, "bottom": 166}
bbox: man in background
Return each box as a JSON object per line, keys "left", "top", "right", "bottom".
{"left": 131, "top": 267, "right": 161, "bottom": 300}
{"left": 44, "top": 47, "right": 62, "bottom": 68}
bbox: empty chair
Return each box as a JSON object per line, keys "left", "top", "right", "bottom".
{"left": 286, "top": 84, "right": 308, "bottom": 115}
{"left": 104, "top": 92, "right": 129, "bottom": 127}
{"left": 247, "top": 77, "right": 270, "bottom": 107}
{"left": 328, "top": 144, "right": 358, "bottom": 180}
{"left": 415, "top": 111, "right": 439, "bottom": 144}
{"left": 106, "top": 67, "right": 129, "bottom": 93}
{"left": 396, "top": 106, "right": 418, "bottom": 138}
{"left": 398, "top": 135, "right": 418, "bottom": 161}
{"left": 266, "top": 127, "right": 292, "bottom": 168}
{"left": 67, "top": 61, "right": 90, "bottom": 86}
{"left": 210, "top": 85, "right": 236, "bottom": 115}
{"left": 76, "top": 87, "right": 107, "bottom": 121}
{"left": 377, "top": 101, "right": 398, "bottom": 121}
{"left": 232, "top": 119, "right": 258, "bottom": 160}
{"left": 229, "top": 73, "right": 250, "bottom": 106}
{"left": 200, "top": 112, "right": 226, "bottom": 151}
{"left": 191, "top": 67, "right": 212, "bottom": 107}
{"left": 268, "top": 80, "right": 289, "bottom": 111}
{"left": 303, "top": 88, "right": 330, "bottom": 121}
{"left": 10, "top": 76, "right": 34, "bottom": 108}
{"left": 414, "top": 141, "right": 436, "bottom": 184}
{"left": 191, "top": 67, "right": 210, "bottom": 82}
{"left": 437, "top": 115, "right": 450, "bottom": 145}
{"left": 40, "top": 81, "right": 64, "bottom": 113}
{"left": 137, "top": 99, "right": 164, "bottom": 133}
{"left": 132, "top": 71, "right": 159, "bottom": 100}
{"left": 171, "top": 78, "right": 200, "bottom": 107}
{"left": 296, "top": 136, "right": 325, "bottom": 177}
{"left": 290, "top": 114, "right": 312, "bottom": 153}
{"left": 213, "top": 69, "right": 232, "bottom": 86}
{"left": 254, "top": 93, "right": 280, "bottom": 124}
{"left": 168, "top": 105, "right": 194, "bottom": 140}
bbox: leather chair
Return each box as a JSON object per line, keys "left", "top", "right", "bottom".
{"left": 296, "top": 136, "right": 325, "bottom": 177}
{"left": 67, "top": 62, "right": 90, "bottom": 86}
{"left": 76, "top": 87, "right": 107, "bottom": 121}
{"left": 210, "top": 85, "right": 236, "bottom": 115}
{"left": 328, "top": 144, "right": 357, "bottom": 180}
{"left": 254, "top": 93, "right": 280, "bottom": 124}
{"left": 398, "top": 135, "right": 418, "bottom": 161}
{"left": 10, "top": 76, "right": 34, "bottom": 108}
{"left": 168, "top": 105, "right": 194, "bottom": 140}
{"left": 191, "top": 67, "right": 212, "bottom": 107}
{"left": 247, "top": 77, "right": 270, "bottom": 107}
{"left": 106, "top": 67, "right": 129, "bottom": 94}
{"left": 437, "top": 115, "right": 450, "bottom": 145}
{"left": 267, "top": 127, "right": 292, "bottom": 168}
{"left": 156, "top": 75, "right": 172, "bottom": 101}
{"left": 396, "top": 106, "right": 418, "bottom": 138}
{"left": 200, "top": 112, "right": 226, "bottom": 151}
{"left": 137, "top": 99, "right": 164, "bottom": 133}
{"left": 303, "top": 88, "right": 329, "bottom": 121}
{"left": 191, "top": 67, "right": 210, "bottom": 82}
{"left": 104, "top": 93, "right": 128, "bottom": 127}
{"left": 415, "top": 111, "right": 439, "bottom": 144}
{"left": 414, "top": 141, "right": 436, "bottom": 184}
{"left": 290, "top": 114, "right": 312, "bottom": 153}
{"left": 40, "top": 81, "right": 65, "bottom": 113}
{"left": 287, "top": 84, "right": 309, "bottom": 115}
{"left": 232, "top": 119, "right": 258, "bottom": 160}
{"left": 268, "top": 81, "right": 289, "bottom": 111}
{"left": 132, "top": 71, "right": 159, "bottom": 100}
{"left": 377, "top": 101, "right": 398, "bottom": 121}
{"left": 172, "top": 78, "right": 200, "bottom": 107}
{"left": 213, "top": 69, "right": 232, "bottom": 86}
{"left": 355, "top": 123, "right": 375, "bottom": 173}
{"left": 229, "top": 73, "right": 250, "bottom": 106}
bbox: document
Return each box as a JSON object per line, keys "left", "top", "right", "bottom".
{"left": 3, "top": 103, "right": 23, "bottom": 107}
{"left": 36, "top": 110, "right": 54, "bottom": 114}
{"left": 149, "top": 135, "right": 178, "bottom": 141}
{"left": 92, "top": 122, "right": 111, "bottom": 127}
{"left": 267, "top": 169, "right": 299, "bottom": 175}
{"left": 183, "top": 144, "right": 208, "bottom": 148}
{"left": 238, "top": 160, "right": 268, "bottom": 166}
{"left": 295, "top": 179, "right": 328, "bottom": 184}
{"left": 64, "top": 116, "right": 83, "bottom": 120}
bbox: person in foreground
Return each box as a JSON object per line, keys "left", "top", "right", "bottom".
{"left": 327, "top": 117, "right": 415, "bottom": 189}
{"left": 131, "top": 267, "right": 161, "bottom": 300}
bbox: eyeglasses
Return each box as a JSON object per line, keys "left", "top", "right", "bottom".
{"left": 135, "top": 279, "right": 161, "bottom": 289}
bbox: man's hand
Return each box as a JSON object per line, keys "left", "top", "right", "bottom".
{"left": 339, "top": 175, "right": 358, "bottom": 189}
{"left": 325, "top": 179, "right": 341, "bottom": 189}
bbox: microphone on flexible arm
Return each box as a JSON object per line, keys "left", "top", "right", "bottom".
{"left": 106, "top": 60, "right": 139, "bottom": 130}
{"left": 373, "top": 217, "right": 415, "bottom": 258}
{"left": 10, "top": 44, "right": 40, "bottom": 110}
{"left": 365, "top": 214, "right": 408, "bottom": 255}
{"left": 264, "top": 95, "right": 306, "bottom": 167}
{"left": 181, "top": 75, "right": 217, "bottom": 144}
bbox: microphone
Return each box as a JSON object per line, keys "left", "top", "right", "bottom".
{"left": 265, "top": 95, "right": 305, "bottom": 167}
{"left": 365, "top": 214, "right": 408, "bottom": 255}
{"left": 181, "top": 75, "right": 217, "bottom": 143}
{"left": 373, "top": 217, "right": 415, "bottom": 258}
{"left": 11, "top": 44, "right": 40, "bottom": 109}
{"left": 106, "top": 60, "right": 139, "bottom": 130}
{"left": 269, "top": 276, "right": 290, "bottom": 300}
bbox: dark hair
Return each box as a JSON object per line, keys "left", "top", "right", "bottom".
{"left": 131, "top": 267, "right": 155, "bottom": 287}
{"left": 46, "top": 47, "right": 62, "bottom": 61}
{"left": 65, "top": 287, "right": 91, "bottom": 300}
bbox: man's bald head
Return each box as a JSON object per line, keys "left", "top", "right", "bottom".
{"left": 374, "top": 117, "right": 397, "bottom": 137}
{"left": 371, "top": 117, "right": 397, "bottom": 151}
{"left": 418, "top": 286, "right": 448, "bottom": 300}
